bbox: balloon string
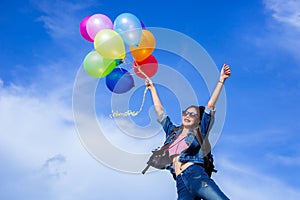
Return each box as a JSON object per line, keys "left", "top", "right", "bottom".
{"left": 110, "top": 86, "right": 148, "bottom": 118}
{"left": 135, "top": 63, "right": 153, "bottom": 85}
{"left": 109, "top": 64, "right": 151, "bottom": 118}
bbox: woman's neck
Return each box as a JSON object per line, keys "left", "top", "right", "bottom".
{"left": 182, "top": 125, "right": 199, "bottom": 132}
{"left": 182, "top": 127, "right": 194, "bottom": 134}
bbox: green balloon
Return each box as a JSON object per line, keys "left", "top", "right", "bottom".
{"left": 83, "top": 51, "right": 117, "bottom": 78}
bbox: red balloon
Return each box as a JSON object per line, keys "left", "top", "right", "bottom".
{"left": 133, "top": 55, "right": 158, "bottom": 78}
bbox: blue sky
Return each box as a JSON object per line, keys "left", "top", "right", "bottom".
{"left": 1, "top": 0, "right": 300, "bottom": 199}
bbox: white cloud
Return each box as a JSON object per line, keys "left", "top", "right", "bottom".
{"left": 0, "top": 81, "right": 73, "bottom": 168}
{"left": 32, "top": 0, "right": 98, "bottom": 39}
{"left": 0, "top": 79, "right": 177, "bottom": 199}
{"left": 0, "top": 78, "right": 3, "bottom": 88}
{"left": 42, "top": 154, "right": 67, "bottom": 177}
{"left": 262, "top": 0, "right": 300, "bottom": 60}
{"left": 264, "top": 0, "right": 300, "bottom": 29}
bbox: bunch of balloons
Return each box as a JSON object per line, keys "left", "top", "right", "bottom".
{"left": 80, "top": 13, "right": 158, "bottom": 94}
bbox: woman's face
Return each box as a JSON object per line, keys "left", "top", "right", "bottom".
{"left": 181, "top": 107, "right": 199, "bottom": 129}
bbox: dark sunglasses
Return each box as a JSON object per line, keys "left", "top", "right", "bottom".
{"left": 182, "top": 111, "right": 199, "bottom": 118}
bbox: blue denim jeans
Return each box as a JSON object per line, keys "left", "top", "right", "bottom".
{"left": 176, "top": 164, "right": 229, "bottom": 200}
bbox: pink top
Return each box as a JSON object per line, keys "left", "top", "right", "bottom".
{"left": 168, "top": 132, "right": 189, "bottom": 157}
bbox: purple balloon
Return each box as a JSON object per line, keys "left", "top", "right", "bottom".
{"left": 86, "top": 14, "right": 113, "bottom": 40}
{"left": 140, "top": 20, "right": 146, "bottom": 29}
{"left": 80, "top": 16, "right": 93, "bottom": 42}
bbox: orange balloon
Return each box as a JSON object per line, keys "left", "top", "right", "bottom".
{"left": 130, "top": 30, "right": 155, "bottom": 62}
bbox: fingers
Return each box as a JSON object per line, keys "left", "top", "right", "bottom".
{"left": 146, "top": 78, "right": 152, "bottom": 84}
{"left": 223, "top": 63, "right": 229, "bottom": 70}
{"left": 145, "top": 78, "right": 153, "bottom": 87}
{"left": 145, "top": 79, "right": 151, "bottom": 85}
{"left": 223, "top": 64, "right": 231, "bottom": 76}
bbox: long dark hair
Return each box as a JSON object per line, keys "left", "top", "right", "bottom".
{"left": 183, "top": 105, "right": 211, "bottom": 155}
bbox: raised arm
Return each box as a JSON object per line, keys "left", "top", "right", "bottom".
{"left": 207, "top": 64, "right": 231, "bottom": 109}
{"left": 145, "top": 79, "right": 164, "bottom": 116}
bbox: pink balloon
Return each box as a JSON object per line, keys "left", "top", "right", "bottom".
{"left": 86, "top": 14, "right": 113, "bottom": 40}
{"left": 80, "top": 16, "right": 93, "bottom": 42}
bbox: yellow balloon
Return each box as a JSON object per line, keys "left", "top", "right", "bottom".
{"left": 130, "top": 30, "right": 156, "bottom": 62}
{"left": 94, "top": 29, "right": 125, "bottom": 59}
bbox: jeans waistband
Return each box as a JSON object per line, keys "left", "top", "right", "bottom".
{"left": 176, "top": 162, "right": 205, "bottom": 179}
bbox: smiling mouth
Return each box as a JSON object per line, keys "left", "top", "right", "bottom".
{"left": 184, "top": 119, "right": 191, "bottom": 123}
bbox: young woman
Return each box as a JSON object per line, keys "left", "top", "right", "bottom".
{"left": 146, "top": 64, "right": 231, "bottom": 200}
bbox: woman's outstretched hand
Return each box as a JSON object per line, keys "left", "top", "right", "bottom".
{"left": 207, "top": 64, "right": 231, "bottom": 109}
{"left": 145, "top": 78, "right": 154, "bottom": 90}
{"left": 220, "top": 64, "right": 231, "bottom": 82}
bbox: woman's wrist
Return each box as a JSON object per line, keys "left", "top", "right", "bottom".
{"left": 218, "top": 78, "right": 225, "bottom": 84}
{"left": 149, "top": 86, "right": 156, "bottom": 92}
